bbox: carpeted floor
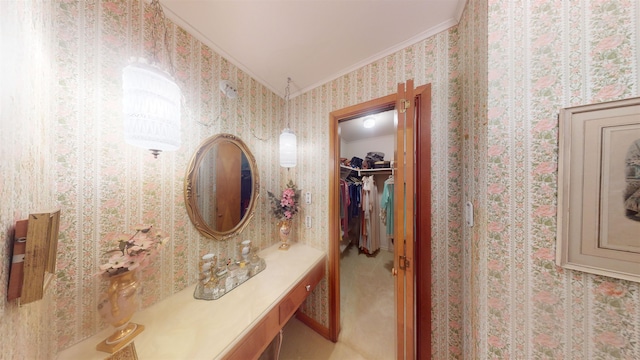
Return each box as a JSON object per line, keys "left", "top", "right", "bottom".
{"left": 279, "top": 247, "right": 395, "bottom": 360}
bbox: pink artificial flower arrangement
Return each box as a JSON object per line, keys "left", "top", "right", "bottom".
{"left": 267, "top": 180, "right": 301, "bottom": 221}
{"left": 99, "top": 225, "right": 169, "bottom": 276}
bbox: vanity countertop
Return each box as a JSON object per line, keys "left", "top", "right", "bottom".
{"left": 56, "top": 243, "right": 326, "bottom": 360}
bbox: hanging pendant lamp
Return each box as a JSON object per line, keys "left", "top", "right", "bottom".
{"left": 279, "top": 128, "right": 297, "bottom": 167}
{"left": 279, "top": 78, "right": 296, "bottom": 168}
{"left": 122, "top": 0, "right": 181, "bottom": 158}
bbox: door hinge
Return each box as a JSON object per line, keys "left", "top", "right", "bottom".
{"left": 399, "top": 255, "right": 410, "bottom": 270}
{"left": 399, "top": 99, "right": 411, "bottom": 113}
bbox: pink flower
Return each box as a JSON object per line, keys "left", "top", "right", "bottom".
{"left": 487, "top": 183, "right": 504, "bottom": 194}
{"left": 594, "top": 84, "right": 626, "bottom": 101}
{"left": 534, "top": 162, "right": 556, "bottom": 175}
{"left": 449, "top": 346, "right": 462, "bottom": 356}
{"left": 99, "top": 226, "right": 169, "bottom": 277}
{"left": 103, "top": 199, "right": 121, "bottom": 209}
{"left": 534, "top": 333, "right": 559, "bottom": 348}
{"left": 281, "top": 198, "right": 292, "bottom": 207}
{"left": 100, "top": 253, "right": 126, "bottom": 271}
{"left": 533, "top": 247, "right": 555, "bottom": 261}
{"left": 534, "top": 205, "right": 556, "bottom": 217}
{"left": 488, "top": 107, "right": 504, "bottom": 120}
{"left": 596, "top": 281, "right": 627, "bottom": 297}
{"left": 596, "top": 331, "right": 626, "bottom": 348}
{"left": 269, "top": 181, "right": 299, "bottom": 221}
{"left": 533, "top": 291, "right": 559, "bottom": 305}
{"left": 534, "top": 75, "right": 557, "bottom": 90}
{"left": 488, "top": 145, "right": 505, "bottom": 156}
{"left": 125, "top": 258, "right": 140, "bottom": 271}
{"left": 594, "top": 35, "right": 624, "bottom": 52}
{"left": 533, "top": 118, "right": 556, "bottom": 133}
{"left": 488, "top": 69, "right": 502, "bottom": 81}
{"left": 488, "top": 31, "right": 504, "bottom": 44}
{"left": 488, "top": 336, "right": 504, "bottom": 348}
{"left": 533, "top": 33, "right": 556, "bottom": 48}
{"left": 103, "top": 1, "right": 124, "bottom": 15}
{"left": 488, "top": 297, "right": 505, "bottom": 310}
{"left": 487, "top": 222, "right": 505, "bottom": 233}
{"left": 487, "top": 259, "right": 504, "bottom": 271}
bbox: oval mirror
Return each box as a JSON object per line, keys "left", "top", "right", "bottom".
{"left": 184, "top": 134, "right": 259, "bottom": 240}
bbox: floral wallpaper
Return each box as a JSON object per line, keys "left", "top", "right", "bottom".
{"left": 1, "top": 1, "right": 58, "bottom": 358}
{"left": 479, "top": 0, "right": 640, "bottom": 359}
{"left": 2, "top": 0, "right": 639, "bottom": 359}
{"left": 0, "top": 0, "right": 287, "bottom": 355}
{"left": 50, "top": 0, "right": 286, "bottom": 351}
{"left": 459, "top": 0, "right": 489, "bottom": 358}
{"left": 291, "top": 24, "right": 465, "bottom": 360}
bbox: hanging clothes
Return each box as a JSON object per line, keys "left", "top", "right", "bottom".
{"left": 359, "top": 175, "right": 380, "bottom": 254}
{"left": 380, "top": 176, "right": 394, "bottom": 239}
{"left": 339, "top": 176, "right": 364, "bottom": 252}
{"left": 349, "top": 178, "right": 362, "bottom": 218}
{"left": 339, "top": 179, "right": 350, "bottom": 237}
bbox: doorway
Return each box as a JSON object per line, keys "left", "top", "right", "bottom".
{"left": 337, "top": 108, "right": 397, "bottom": 359}
{"left": 328, "top": 82, "right": 432, "bottom": 359}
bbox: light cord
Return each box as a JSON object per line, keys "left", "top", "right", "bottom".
{"left": 149, "top": 0, "right": 175, "bottom": 75}
{"left": 285, "top": 77, "right": 291, "bottom": 128}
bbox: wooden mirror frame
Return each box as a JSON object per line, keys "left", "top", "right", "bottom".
{"left": 184, "top": 133, "right": 260, "bottom": 240}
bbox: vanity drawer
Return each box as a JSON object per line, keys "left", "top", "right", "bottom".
{"left": 224, "top": 309, "right": 279, "bottom": 360}
{"left": 222, "top": 257, "right": 326, "bottom": 360}
{"left": 278, "top": 259, "right": 325, "bottom": 325}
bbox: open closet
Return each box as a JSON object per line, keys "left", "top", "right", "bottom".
{"left": 339, "top": 109, "right": 396, "bottom": 254}
{"left": 328, "top": 82, "right": 431, "bottom": 359}
{"left": 336, "top": 109, "right": 397, "bottom": 359}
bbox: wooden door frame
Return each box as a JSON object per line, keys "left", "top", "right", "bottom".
{"left": 415, "top": 84, "right": 432, "bottom": 359}
{"left": 327, "top": 85, "right": 430, "bottom": 355}
{"left": 328, "top": 93, "right": 396, "bottom": 341}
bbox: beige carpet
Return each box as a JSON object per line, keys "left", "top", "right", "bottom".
{"left": 280, "top": 247, "right": 395, "bottom": 360}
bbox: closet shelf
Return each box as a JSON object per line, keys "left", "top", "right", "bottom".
{"left": 340, "top": 164, "right": 393, "bottom": 177}
{"left": 357, "top": 168, "right": 393, "bottom": 176}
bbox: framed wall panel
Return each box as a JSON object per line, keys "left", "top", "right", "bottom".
{"left": 557, "top": 97, "right": 640, "bottom": 282}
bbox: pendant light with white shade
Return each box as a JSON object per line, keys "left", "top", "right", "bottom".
{"left": 122, "top": 0, "right": 181, "bottom": 158}
{"left": 280, "top": 78, "right": 297, "bottom": 168}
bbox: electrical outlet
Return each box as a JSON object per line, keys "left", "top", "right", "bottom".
{"left": 305, "top": 216, "right": 312, "bottom": 228}
{"left": 305, "top": 192, "right": 312, "bottom": 204}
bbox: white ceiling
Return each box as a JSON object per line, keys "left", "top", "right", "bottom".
{"left": 339, "top": 109, "right": 396, "bottom": 142}
{"left": 161, "top": 0, "right": 466, "bottom": 98}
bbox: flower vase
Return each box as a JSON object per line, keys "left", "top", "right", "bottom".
{"left": 96, "top": 270, "right": 145, "bottom": 353}
{"left": 279, "top": 219, "right": 292, "bottom": 250}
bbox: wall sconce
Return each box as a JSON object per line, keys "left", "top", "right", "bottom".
{"left": 279, "top": 78, "right": 296, "bottom": 168}
{"left": 122, "top": 0, "right": 181, "bottom": 159}
{"left": 196, "top": 80, "right": 237, "bottom": 127}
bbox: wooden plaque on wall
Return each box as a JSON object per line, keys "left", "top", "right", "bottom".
{"left": 8, "top": 210, "right": 61, "bottom": 304}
